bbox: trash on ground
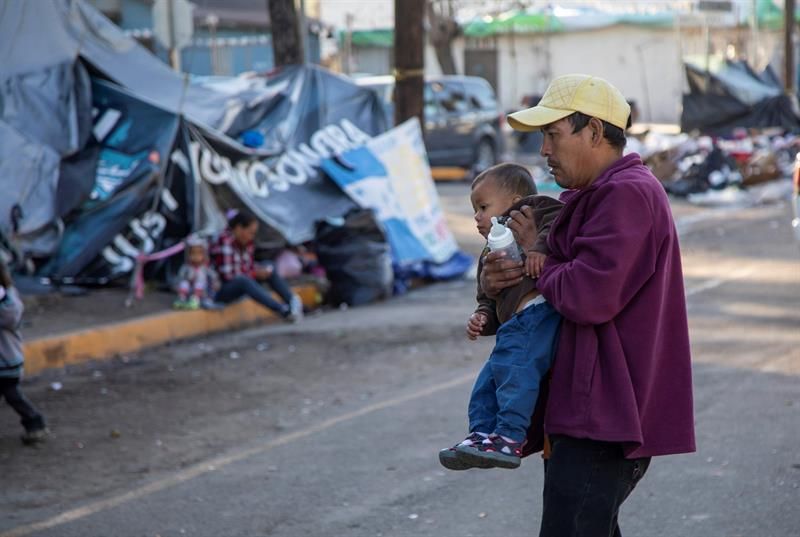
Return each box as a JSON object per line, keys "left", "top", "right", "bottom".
{"left": 634, "top": 128, "right": 798, "bottom": 203}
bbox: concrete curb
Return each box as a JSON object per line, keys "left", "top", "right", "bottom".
{"left": 431, "top": 166, "right": 469, "bottom": 181}
{"left": 22, "top": 284, "right": 322, "bottom": 376}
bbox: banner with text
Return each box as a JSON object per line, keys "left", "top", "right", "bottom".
{"left": 320, "top": 119, "right": 459, "bottom": 264}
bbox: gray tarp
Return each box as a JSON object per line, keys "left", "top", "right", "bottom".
{"left": 0, "top": 0, "right": 247, "bottom": 257}
{"left": 0, "top": 58, "right": 89, "bottom": 255}
{"left": 1, "top": 61, "right": 91, "bottom": 156}
{"left": 0, "top": 0, "right": 391, "bottom": 281}
{"left": 0, "top": 122, "right": 62, "bottom": 256}
{"left": 0, "top": 0, "right": 239, "bottom": 128}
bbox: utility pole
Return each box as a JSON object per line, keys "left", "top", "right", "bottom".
{"left": 750, "top": 0, "right": 759, "bottom": 67}
{"left": 206, "top": 14, "right": 219, "bottom": 75}
{"left": 298, "top": 0, "right": 307, "bottom": 63}
{"left": 268, "top": 0, "right": 304, "bottom": 67}
{"left": 166, "top": 0, "right": 180, "bottom": 70}
{"left": 394, "top": 0, "right": 425, "bottom": 129}
{"left": 153, "top": 0, "right": 193, "bottom": 72}
{"left": 343, "top": 12, "right": 354, "bottom": 75}
{"left": 785, "top": 0, "right": 796, "bottom": 96}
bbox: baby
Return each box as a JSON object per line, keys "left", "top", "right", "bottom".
{"left": 439, "top": 163, "right": 563, "bottom": 470}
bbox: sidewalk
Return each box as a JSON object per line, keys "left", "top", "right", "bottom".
{"left": 21, "top": 282, "right": 323, "bottom": 376}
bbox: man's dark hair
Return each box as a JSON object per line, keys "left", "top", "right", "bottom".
{"left": 568, "top": 112, "right": 629, "bottom": 149}
{"left": 227, "top": 209, "right": 257, "bottom": 230}
{"left": 472, "top": 162, "right": 538, "bottom": 197}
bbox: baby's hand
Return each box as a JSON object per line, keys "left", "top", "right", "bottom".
{"left": 525, "top": 251, "right": 547, "bottom": 278}
{"left": 466, "top": 312, "right": 488, "bottom": 340}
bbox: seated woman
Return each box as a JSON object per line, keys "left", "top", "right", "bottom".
{"left": 210, "top": 210, "right": 303, "bottom": 322}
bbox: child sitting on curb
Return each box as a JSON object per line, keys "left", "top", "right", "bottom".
{"left": 173, "top": 235, "right": 221, "bottom": 310}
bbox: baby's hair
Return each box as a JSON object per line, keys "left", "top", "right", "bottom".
{"left": 471, "top": 163, "right": 538, "bottom": 197}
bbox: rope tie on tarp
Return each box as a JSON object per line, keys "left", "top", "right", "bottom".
{"left": 130, "top": 240, "right": 187, "bottom": 302}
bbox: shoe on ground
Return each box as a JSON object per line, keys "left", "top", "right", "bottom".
{"left": 21, "top": 428, "right": 50, "bottom": 446}
{"left": 288, "top": 294, "right": 304, "bottom": 322}
{"left": 186, "top": 296, "right": 201, "bottom": 310}
{"left": 438, "top": 432, "right": 493, "bottom": 470}
{"left": 454, "top": 433, "right": 524, "bottom": 469}
{"left": 172, "top": 298, "right": 188, "bottom": 310}
{"left": 200, "top": 298, "right": 223, "bottom": 310}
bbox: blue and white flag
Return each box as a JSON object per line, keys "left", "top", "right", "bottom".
{"left": 321, "top": 119, "right": 459, "bottom": 265}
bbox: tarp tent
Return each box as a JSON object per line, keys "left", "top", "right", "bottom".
{"left": 0, "top": 0, "right": 239, "bottom": 129}
{"left": 680, "top": 58, "right": 800, "bottom": 135}
{"left": 0, "top": 0, "right": 400, "bottom": 285}
{"left": 185, "top": 67, "right": 388, "bottom": 245}
{"left": 41, "top": 79, "right": 191, "bottom": 283}
{"left": 0, "top": 0, "right": 235, "bottom": 267}
{"left": 1, "top": 0, "right": 463, "bottom": 293}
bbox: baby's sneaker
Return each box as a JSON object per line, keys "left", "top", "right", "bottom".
{"left": 455, "top": 433, "right": 524, "bottom": 469}
{"left": 438, "top": 432, "right": 492, "bottom": 470}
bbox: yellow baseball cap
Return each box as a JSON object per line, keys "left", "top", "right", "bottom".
{"left": 508, "top": 74, "right": 630, "bottom": 131}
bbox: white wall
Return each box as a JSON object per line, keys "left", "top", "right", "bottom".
{"left": 492, "top": 26, "right": 683, "bottom": 123}
{"left": 317, "top": 0, "right": 448, "bottom": 78}
{"left": 483, "top": 25, "right": 787, "bottom": 124}
{"left": 317, "top": 0, "right": 394, "bottom": 31}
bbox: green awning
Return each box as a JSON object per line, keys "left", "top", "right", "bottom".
{"left": 461, "top": 9, "right": 684, "bottom": 37}
{"left": 756, "top": 0, "right": 800, "bottom": 30}
{"left": 615, "top": 13, "right": 676, "bottom": 28}
{"left": 342, "top": 29, "right": 394, "bottom": 48}
{"left": 463, "top": 11, "right": 563, "bottom": 37}
{"left": 343, "top": 6, "right": 785, "bottom": 46}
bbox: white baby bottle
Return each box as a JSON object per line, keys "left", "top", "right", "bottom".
{"left": 487, "top": 216, "right": 522, "bottom": 262}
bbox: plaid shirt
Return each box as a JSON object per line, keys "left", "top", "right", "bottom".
{"left": 210, "top": 229, "right": 255, "bottom": 282}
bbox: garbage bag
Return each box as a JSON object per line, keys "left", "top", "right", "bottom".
{"left": 392, "top": 251, "right": 474, "bottom": 296}
{"left": 315, "top": 209, "right": 393, "bottom": 307}
{"left": 665, "top": 145, "right": 741, "bottom": 197}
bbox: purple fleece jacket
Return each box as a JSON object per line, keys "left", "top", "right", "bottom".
{"left": 537, "top": 153, "right": 696, "bottom": 458}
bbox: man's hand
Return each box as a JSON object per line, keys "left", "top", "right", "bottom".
{"left": 466, "top": 312, "right": 488, "bottom": 340}
{"left": 507, "top": 205, "right": 539, "bottom": 252}
{"left": 480, "top": 250, "right": 525, "bottom": 297}
{"left": 253, "top": 264, "right": 273, "bottom": 280}
{"left": 525, "top": 251, "right": 547, "bottom": 278}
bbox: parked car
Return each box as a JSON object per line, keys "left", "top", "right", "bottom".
{"left": 356, "top": 75, "right": 505, "bottom": 175}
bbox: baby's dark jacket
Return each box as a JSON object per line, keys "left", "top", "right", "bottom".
{"left": 474, "top": 195, "right": 564, "bottom": 336}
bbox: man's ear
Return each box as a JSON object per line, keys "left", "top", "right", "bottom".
{"left": 512, "top": 195, "right": 523, "bottom": 204}
{"left": 589, "top": 117, "right": 604, "bottom": 145}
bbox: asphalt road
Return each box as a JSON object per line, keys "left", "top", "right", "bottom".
{"left": 1, "top": 180, "right": 798, "bottom": 537}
